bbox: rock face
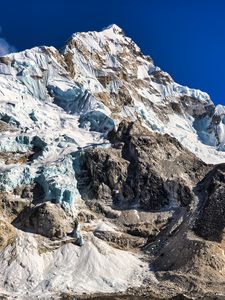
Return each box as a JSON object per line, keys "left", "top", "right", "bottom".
{"left": 79, "top": 121, "right": 208, "bottom": 210}
{"left": 13, "top": 202, "right": 72, "bottom": 238}
{"left": 194, "top": 164, "right": 225, "bottom": 242}
{"left": 0, "top": 24, "right": 225, "bottom": 299}
{"left": 148, "top": 163, "right": 225, "bottom": 297}
{"left": 0, "top": 219, "right": 16, "bottom": 251}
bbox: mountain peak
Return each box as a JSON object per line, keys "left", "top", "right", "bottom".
{"left": 103, "top": 24, "right": 124, "bottom": 34}
{"left": 69, "top": 24, "right": 124, "bottom": 42}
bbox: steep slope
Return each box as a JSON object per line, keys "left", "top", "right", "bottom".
{"left": 0, "top": 25, "right": 225, "bottom": 299}
{"left": 62, "top": 24, "right": 225, "bottom": 163}
{"left": 1, "top": 25, "right": 225, "bottom": 164}
{"left": 151, "top": 164, "right": 225, "bottom": 298}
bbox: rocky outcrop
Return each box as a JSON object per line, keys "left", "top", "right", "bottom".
{"left": 93, "top": 230, "right": 145, "bottom": 250}
{"left": 13, "top": 202, "right": 73, "bottom": 238}
{"left": 0, "top": 192, "right": 30, "bottom": 220}
{"left": 194, "top": 164, "right": 225, "bottom": 242}
{"left": 142, "top": 164, "right": 225, "bottom": 295}
{"left": 78, "top": 121, "right": 209, "bottom": 211}
{"left": 0, "top": 219, "right": 17, "bottom": 251}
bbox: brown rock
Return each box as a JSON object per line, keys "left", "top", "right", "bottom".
{"left": 13, "top": 201, "right": 72, "bottom": 238}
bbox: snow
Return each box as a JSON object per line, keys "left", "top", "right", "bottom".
{"left": 173, "top": 83, "right": 212, "bottom": 103}
{"left": 59, "top": 24, "right": 225, "bottom": 166}
{"left": 0, "top": 231, "right": 153, "bottom": 298}
{"left": 215, "top": 104, "right": 225, "bottom": 116}
{"left": 137, "top": 64, "right": 149, "bottom": 80}
{"left": 104, "top": 24, "right": 124, "bottom": 33}
{"left": 166, "top": 113, "right": 225, "bottom": 164}
{"left": 0, "top": 164, "right": 35, "bottom": 192}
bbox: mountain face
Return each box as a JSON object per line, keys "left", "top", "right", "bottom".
{"left": 0, "top": 24, "right": 225, "bottom": 299}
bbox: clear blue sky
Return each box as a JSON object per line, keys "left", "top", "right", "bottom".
{"left": 0, "top": 0, "right": 225, "bottom": 104}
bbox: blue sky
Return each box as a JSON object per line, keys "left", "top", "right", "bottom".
{"left": 0, "top": 0, "right": 225, "bottom": 104}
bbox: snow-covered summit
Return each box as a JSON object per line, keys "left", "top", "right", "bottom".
{"left": 61, "top": 25, "right": 225, "bottom": 162}
{"left": 103, "top": 24, "right": 124, "bottom": 33}
{"left": 0, "top": 24, "right": 224, "bottom": 169}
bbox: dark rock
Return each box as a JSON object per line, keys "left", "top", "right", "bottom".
{"left": 94, "top": 230, "right": 145, "bottom": 250}
{"left": 78, "top": 121, "right": 208, "bottom": 211}
{"left": 194, "top": 163, "right": 225, "bottom": 242}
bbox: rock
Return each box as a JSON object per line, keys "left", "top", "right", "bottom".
{"left": 0, "top": 219, "right": 17, "bottom": 250}
{"left": 0, "top": 192, "right": 30, "bottom": 221}
{"left": 80, "top": 147, "right": 129, "bottom": 205}
{"left": 13, "top": 201, "right": 73, "bottom": 238}
{"left": 194, "top": 163, "right": 225, "bottom": 242}
{"left": 78, "top": 121, "right": 208, "bottom": 211}
{"left": 94, "top": 230, "right": 145, "bottom": 250}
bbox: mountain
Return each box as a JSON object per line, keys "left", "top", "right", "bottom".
{"left": 0, "top": 24, "right": 225, "bottom": 299}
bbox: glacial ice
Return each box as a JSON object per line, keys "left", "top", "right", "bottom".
{"left": 0, "top": 165, "right": 33, "bottom": 192}
{"left": 0, "top": 135, "right": 30, "bottom": 153}
{"left": 172, "top": 83, "right": 212, "bottom": 103}
{"left": 0, "top": 134, "right": 48, "bottom": 155}
{"left": 35, "top": 156, "right": 79, "bottom": 205}
{"left": 193, "top": 115, "right": 219, "bottom": 146}
{"left": 79, "top": 110, "right": 115, "bottom": 133}
{"left": 48, "top": 83, "right": 105, "bottom": 115}
{"left": 0, "top": 153, "right": 81, "bottom": 207}
{"left": 0, "top": 112, "right": 20, "bottom": 127}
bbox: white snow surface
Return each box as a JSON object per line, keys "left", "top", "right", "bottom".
{"left": 0, "top": 231, "right": 153, "bottom": 298}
